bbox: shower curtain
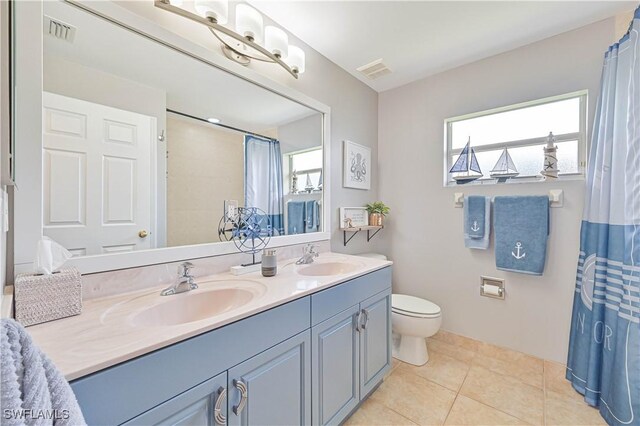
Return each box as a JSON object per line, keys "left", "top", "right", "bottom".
{"left": 244, "top": 135, "right": 285, "bottom": 235}
{"left": 567, "top": 8, "right": 640, "bottom": 426}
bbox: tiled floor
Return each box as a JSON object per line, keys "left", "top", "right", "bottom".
{"left": 346, "top": 331, "right": 606, "bottom": 426}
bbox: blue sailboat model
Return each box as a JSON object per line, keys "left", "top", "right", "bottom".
{"left": 450, "top": 138, "right": 482, "bottom": 184}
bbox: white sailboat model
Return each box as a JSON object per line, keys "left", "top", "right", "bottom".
{"left": 449, "top": 138, "right": 482, "bottom": 184}
{"left": 490, "top": 147, "right": 519, "bottom": 183}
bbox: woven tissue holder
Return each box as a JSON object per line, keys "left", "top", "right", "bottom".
{"left": 14, "top": 267, "right": 82, "bottom": 327}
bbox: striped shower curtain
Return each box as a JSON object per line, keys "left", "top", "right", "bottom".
{"left": 567, "top": 8, "right": 640, "bottom": 426}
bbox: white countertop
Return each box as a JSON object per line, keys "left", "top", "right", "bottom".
{"left": 27, "top": 253, "right": 392, "bottom": 381}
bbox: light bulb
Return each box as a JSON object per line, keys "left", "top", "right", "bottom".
{"left": 194, "top": 0, "right": 228, "bottom": 24}
{"left": 236, "top": 4, "right": 263, "bottom": 43}
{"left": 265, "top": 26, "right": 288, "bottom": 59}
{"left": 287, "top": 45, "right": 305, "bottom": 74}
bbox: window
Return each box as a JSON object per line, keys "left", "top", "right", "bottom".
{"left": 285, "top": 148, "right": 323, "bottom": 193}
{"left": 444, "top": 91, "right": 587, "bottom": 185}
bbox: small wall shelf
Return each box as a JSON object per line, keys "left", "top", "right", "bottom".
{"left": 341, "top": 225, "right": 383, "bottom": 247}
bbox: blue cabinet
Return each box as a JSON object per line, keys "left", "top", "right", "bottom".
{"left": 359, "top": 290, "right": 392, "bottom": 397}
{"left": 311, "top": 305, "right": 360, "bottom": 425}
{"left": 227, "top": 331, "right": 311, "bottom": 426}
{"left": 311, "top": 287, "right": 392, "bottom": 426}
{"left": 123, "top": 372, "right": 227, "bottom": 426}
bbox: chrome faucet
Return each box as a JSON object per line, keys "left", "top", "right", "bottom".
{"left": 296, "top": 244, "right": 319, "bottom": 265}
{"left": 161, "top": 262, "right": 198, "bottom": 296}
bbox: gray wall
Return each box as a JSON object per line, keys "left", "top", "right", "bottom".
{"left": 278, "top": 114, "right": 322, "bottom": 155}
{"left": 115, "top": 2, "right": 381, "bottom": 255}
{"left": 378, "top": 18, "right": 617, "bottom": 362}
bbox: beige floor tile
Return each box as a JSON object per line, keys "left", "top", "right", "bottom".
{"left": 398, "top": 351, "right": 471, "bottom": 392}
{"left": 472, "top": 352, "right": 544, "bottom": 389}
{"left": 431, "top": 330, "right": 480, "bottom": 352}
{"left": 459, "top": 365, "right": 544, "bottom": 425}
{"left": 427, "top": 337, "right": 477, "bottom": 364}
{"left": 545, "top": 390, "right": 606, "bottom": 425}
{"left": 390, "top": 357, "right": 402, "bottom": 373}
{"left": 476, "top": 341, "right": 545, "bottom": 369}
{"left": 544, "top": 360, "right": 585, "bottom": 402}
{"left": 345, "top": 398, "right": 418, "bottom": 426}
{"left": 444, "top": 395, "right": 530, "bottom": 425}
{"left": 370, "top": 367, "right": 457, "bottom": 425}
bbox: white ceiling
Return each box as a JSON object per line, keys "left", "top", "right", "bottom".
{"left": 251, "top": 1, "right": 636, "bottom": 92}
{"left": 43, "top": 1, "right": 318, "bottom": 132}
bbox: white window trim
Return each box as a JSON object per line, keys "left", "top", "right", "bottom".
{"left": 285, "top": 147, "right": 323, "bottom": 192}
{"left": 443, "top": 90, "right": 588, "bottom": 187}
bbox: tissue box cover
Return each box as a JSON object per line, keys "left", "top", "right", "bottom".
{"left": 14, "top": 267, "right": 82, "bottom": 327}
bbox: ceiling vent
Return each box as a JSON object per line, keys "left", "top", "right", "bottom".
{"left": 356, "top": 59, "right": 391, "bottom": 80}
{"left": 44, "top": 16, "right": 76, "bottom": 43}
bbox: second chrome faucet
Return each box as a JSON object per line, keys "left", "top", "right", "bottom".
{"left": 296, "top": 244, "right": 319, "bottom": 265}
{"left": 161, "top": 262, "right": 198, "bottom": 296}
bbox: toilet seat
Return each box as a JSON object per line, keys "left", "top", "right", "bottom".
{"left": 392, "top": 294, "right": 441, "bottom": 318}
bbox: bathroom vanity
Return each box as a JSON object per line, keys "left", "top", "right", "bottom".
{"left": 27, "top": 255, "right": 392, "bottom": 425}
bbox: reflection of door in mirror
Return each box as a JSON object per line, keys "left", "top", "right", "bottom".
{"left": 42, "top": 92, "right": 155, "bottom": 256}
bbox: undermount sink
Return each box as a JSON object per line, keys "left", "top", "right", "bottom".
{"left": 131, "top": 287, "right": 257, "bottom": 327}
{"left": 297, "top": 262, "right": 359, "bottom": 276}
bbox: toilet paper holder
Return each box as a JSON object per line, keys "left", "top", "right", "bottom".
{"left": 480, "top": 276, "right": 505, "bottom": 300}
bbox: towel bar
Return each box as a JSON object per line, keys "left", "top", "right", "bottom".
{"left": 454, "top": 190, "right": 563, "bottom": 208}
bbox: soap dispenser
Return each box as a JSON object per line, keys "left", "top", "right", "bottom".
{"left": 262, "top": 249, "right": 277, "bottom": 277}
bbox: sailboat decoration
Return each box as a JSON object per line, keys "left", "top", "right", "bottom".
{"left": 450, "top": 137, "right": 482, "bottom": 184}
{"left": 490, "top": 147, "right": 519, "bottom": 182}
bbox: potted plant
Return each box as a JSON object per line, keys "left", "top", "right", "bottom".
{"left": 365, "top": 201, "right": 390, "bottom": 227}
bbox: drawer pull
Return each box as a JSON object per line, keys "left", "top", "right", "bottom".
{"left": 214, "top": 386, "right": 227, "bottom": 425}
{"left": 360, "top": 309, "right": 370, "bottom": 330}
{"left": 233, "top": 379, "right": 248, "bottom": 416}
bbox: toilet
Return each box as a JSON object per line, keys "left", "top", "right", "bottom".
{"left": 358, "top": 253, "right": 442, "bottom": 366}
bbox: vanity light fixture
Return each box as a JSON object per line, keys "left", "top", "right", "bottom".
{"left": 155, "top": 0, "right": 305, "bottom": 79}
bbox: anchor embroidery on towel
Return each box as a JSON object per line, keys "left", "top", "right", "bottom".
{"left": 512, "top": 242, "right": 526, "bottom": 260}
{"left": 471, "top": 221, "right": 480, "bottom": 232}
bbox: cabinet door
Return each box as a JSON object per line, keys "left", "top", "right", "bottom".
{"left": 123, "top": 372, "right": 227, "bottom": 426}
{"left": 311, "top": 304, "right": 360, "bottom": 426}
{"left": 227, "top": 331, "right": 311, "bottom": 426}
{"left": 359, "top": 289, "right": 392, "bottom": 397}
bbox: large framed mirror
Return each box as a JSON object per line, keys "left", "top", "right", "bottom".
{"left": 12, "top": 0, "right": 330, "bottom": 274}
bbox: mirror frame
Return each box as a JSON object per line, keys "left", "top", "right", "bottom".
{"left": 12, "top": 0, "right": 331, "bottom": 275}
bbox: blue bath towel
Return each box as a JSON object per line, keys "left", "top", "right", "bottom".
{"left": 464, "top": 196, "right": 490, "bottom": 249}
{"left": 494, "top": 196, "right": 549, "bottom": 275}
{"left": 305, "top": 200, "right": 319, "bottom": 232}
{"left": 287, "top": 201, "right": 305, "bottom": 235}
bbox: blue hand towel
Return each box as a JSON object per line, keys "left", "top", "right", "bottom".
{"left": 464, "top": 196, "right": 490, "bottom": 249}
{"left": 305, "top": 200, "right": 318, "bottom": 232}
{"left": 494, "top": 196, "right": 549, "bottom": 275}
{"left": 287, "top": 201, "right": 305, "bottom": 235}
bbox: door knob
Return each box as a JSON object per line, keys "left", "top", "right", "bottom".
{"left": 138, "top": 230, "right": 149, "bottom": 238}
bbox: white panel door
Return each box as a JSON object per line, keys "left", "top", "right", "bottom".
{"left": 43, "top": 92, "right": 155, "bottom": 255}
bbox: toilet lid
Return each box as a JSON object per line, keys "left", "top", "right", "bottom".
{"left": 392, "top": 294, "right": 441, "bottom": 317}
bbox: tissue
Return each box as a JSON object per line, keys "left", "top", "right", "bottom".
{"left": 34, "top": 237, "right": 72, "bottom": 275}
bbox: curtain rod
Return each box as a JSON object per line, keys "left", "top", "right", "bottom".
{"left": 166, "top": 109, "right": 276, "bottom": 141}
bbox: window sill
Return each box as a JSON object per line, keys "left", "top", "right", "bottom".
{"left": 443, "top": 173, "right": 585, "bottom": 188}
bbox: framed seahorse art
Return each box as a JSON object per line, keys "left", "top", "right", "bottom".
{"left": 343, "top": 140, "right": 371, "bottom": 190}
